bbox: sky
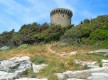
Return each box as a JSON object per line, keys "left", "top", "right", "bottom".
{"left": 0, "top": 0, "right": 108, "bottom": 33}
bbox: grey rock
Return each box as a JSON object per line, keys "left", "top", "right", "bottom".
{"left": 74, "top": 60, "right": 97, "bottom": 67}
{"left": 32, "top": 63, "right": 48, "bottom": 73}
{"left": 15, "top": 78, "right": 48, "bottom": 80}
{"left": 0, "top": 56, "right": 31, "bottom": 72}
{"left": 87, "top": 62, "right": 100, "bottom": 69}
{"left": 63, "top": 71, "right": 74, "bottom": 78}
{"left": 74, "top": 60, "right": 84, "bottom": 64}
{"left": 56, "top": 73, "right": 67, "bottom": 80}
{"left": 87, "top": 73, "right": 108, "bottom": 80}
{"left": 101, "top": 59, "right": 108, "bottom": 67}
{"left": 67, "top": 78, "right": 85, "bottom": 80}
{"left": 103, "top": 63, "right": 108, "bottom": 67}
{"left": 0, "top": 71, "right": 19, "bottom": 80}
{"left": 0, "top": 56, "right": 32, "bottom": 80}
{"left": 90, "top": 49, "right": 108, "bottom": 54}
{"left": 87, "top": 76, "right": 108, "bottom": 80}
{"left": 0, "top": 46, "right": 10, "bottom": 51}
{"left": 63, "top": 67, "right": 108, "bottom": 79}
{"left": 91, "top": 73, "right": 108, "bottom": 77}
{"left": 102, "top": 59, "right": 108, "bottom": 63}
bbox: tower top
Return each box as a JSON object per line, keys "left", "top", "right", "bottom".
{"left": 50, "top": 8, "right": 73, "bottom": 17}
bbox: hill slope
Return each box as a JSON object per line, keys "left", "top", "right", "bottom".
{"left": 60, "top": 15, "right": 108, "bottom": 48}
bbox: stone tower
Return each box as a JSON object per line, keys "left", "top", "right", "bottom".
{"left": 50, "top": 8, "right": 73, "bottom": 27}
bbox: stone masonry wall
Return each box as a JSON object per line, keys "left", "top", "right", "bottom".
{"left": 51, "top": 13, "right": 71, "bottom": 27}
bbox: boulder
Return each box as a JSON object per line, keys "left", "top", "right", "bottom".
{"left": 74, "top": 60, "right": 83, "bottom": 64}
{"left": 56, "top": 73, "right": 67, "bottom": 80}
{"left": 32, "top": 63, "right": 48, "bottom": 73}
{"left": 86, "top": 62, "right": 100, "bottom": 69}
{"left": 0, "top": 56, "right": 32, "bottom": 80}
{"left": 0, "top": 46, "right": 10, "bottom": 51}
{"left": 101, "top": 59, "right": 108, "bottom": 67}
{"left": 103, "top": 63, "right": 108, "bottom": 67}
{"left": 87, "top": 73, "right": 108, "bottom": 80}
{"left": 0, "top": 56, "right": 31, "bottom": 72}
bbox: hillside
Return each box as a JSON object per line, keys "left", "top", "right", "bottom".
{"left": 0, "top": 15, "right": 108, "bottom": 80}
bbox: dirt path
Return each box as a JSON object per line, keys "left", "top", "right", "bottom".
{"left": 46, "top": 45, "right": 57, "bottom": 53}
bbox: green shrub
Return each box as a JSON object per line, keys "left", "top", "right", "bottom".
{"left": 97, "top": 59, "right": 102, "bottom": 67}
{"left": 18, "top": 44, "right": 28, "bottom": 48}
{"left": 96, "top": 40, "right": 108, "bottom": 48}
{"left": 90, "top": 29, "right": 108, "bottom": 41}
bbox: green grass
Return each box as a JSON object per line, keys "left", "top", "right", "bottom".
{"left": 31, "top": 55, "right": 46, "bottom": 64}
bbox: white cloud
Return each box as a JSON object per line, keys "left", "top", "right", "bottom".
{"left": 53, "top": 0, "right": 75, "bottom": 13}
{"left": 0, "top": 0, "right": 28, "bottom": 32}
{"left": 0, "top": 0, "right": 54, "bottom": 33}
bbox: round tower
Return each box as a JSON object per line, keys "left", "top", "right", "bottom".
{"left": 50, "top": 8, "right": 73, "bottom": 27}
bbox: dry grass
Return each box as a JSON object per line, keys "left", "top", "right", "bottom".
{"left": 0, "top": 42, "right": 94, "bottom": 59}
{"left": 0, "top": 44, "right": 47, "bottom": 59}
{"left": 51, "top": 42, "right": 94, "bottom": 54}
{"left": 0, "top": 42, "right": 106, "bottom": 79}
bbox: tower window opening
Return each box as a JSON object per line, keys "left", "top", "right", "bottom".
{"left": 63, "top": 15, "right": 64, "bottom": 17}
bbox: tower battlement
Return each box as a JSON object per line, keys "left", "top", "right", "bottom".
{"left": 50, "top": 8, "right": 72, "bottom": 17}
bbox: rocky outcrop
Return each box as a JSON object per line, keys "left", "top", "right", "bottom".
{"left": 15, "top": 78, "right": 48, "bottom": 80}
{"left": 0, "top": 56, "right": 48, "bottom": 80}
{"left": 75, "top": 60, "right": 100, "bottom": 68}
{"left": 1, "top": 55, "right": 108, "bottom": 80}
{"left": 56, "top": 56, "right": 108, "bottom": 80}
{"left": 0, "top": 56, "right": 32, "bottom": 80}
{"left": 63, "top": 67, "right": 108, "bottom": 79}
{"left": 56, "top": 67, "right": 108, "bottom": 80}
{"left": 87, "top": 73, "right": 108, "bottom": 80}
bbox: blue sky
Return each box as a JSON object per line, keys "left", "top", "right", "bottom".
{"left": 0, "top": 0, "right": 108, "bottom": 33}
